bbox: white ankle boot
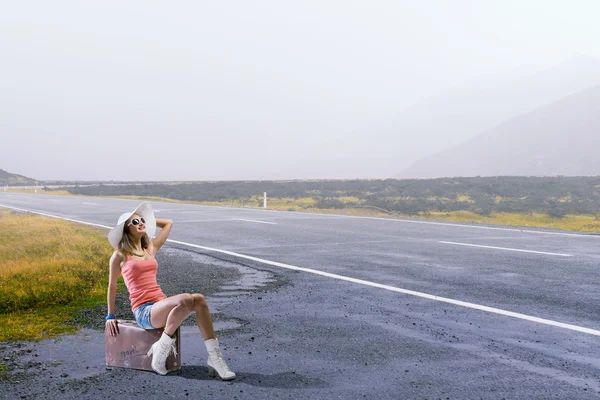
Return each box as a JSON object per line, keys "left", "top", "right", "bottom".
{"left": 147, "top": 332, "right": 177, "bottom": 375}
{"left": 205, "top": 338, "right": 236, "bottom": 380}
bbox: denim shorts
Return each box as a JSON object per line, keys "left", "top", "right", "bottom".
{"left": 133, "top": 302, "right": 156, "bottom": 330}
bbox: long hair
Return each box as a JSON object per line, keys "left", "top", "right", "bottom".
{"left": 119, "top": 223, "right": 150, "bottom": 256}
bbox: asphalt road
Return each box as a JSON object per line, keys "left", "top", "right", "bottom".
{"left": 1, "top": 192, "right": 599, "bottom": 399}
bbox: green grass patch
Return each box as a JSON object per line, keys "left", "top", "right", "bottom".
{"left": 0, "top": 210, "right": 114, "bottom": 341}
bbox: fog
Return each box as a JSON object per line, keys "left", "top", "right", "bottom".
{"left": 2, "top": 1, "right": 599, "bottom": 181}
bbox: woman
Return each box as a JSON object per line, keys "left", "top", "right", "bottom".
{"left": 105, "top": 202, "right": 235, "bottom": 380}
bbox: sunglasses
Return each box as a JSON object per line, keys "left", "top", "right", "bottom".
{"left": 127, "top": 217, "right": 146, "bottom": 227}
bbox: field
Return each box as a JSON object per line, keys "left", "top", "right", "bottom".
{"left": 0, "top": 210, "right": 115, "bottom": 341}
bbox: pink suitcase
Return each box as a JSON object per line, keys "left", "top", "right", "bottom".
{"left": 105, "top": 320, "right": 181, "bottom": 373}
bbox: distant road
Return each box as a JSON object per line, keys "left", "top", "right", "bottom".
{"left": 2, "top": 192, "right": 600, "bottom": 399}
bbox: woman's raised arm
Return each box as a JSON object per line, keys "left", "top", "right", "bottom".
{"left": 150, "top": 218, "right": 173, "bottom": 255}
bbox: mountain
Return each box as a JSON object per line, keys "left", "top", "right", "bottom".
{"left": 0, "top": 169, "right": 38, "bottom": 186}
{"left": 333, "top": 56, "right": 600, "bottom": 178}
{"left": 398, "top": 84, "right": 600, "bottom": 178}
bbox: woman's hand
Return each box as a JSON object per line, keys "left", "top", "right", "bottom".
{"left": 106, "top": 319, "right": 119, "bottom": 337}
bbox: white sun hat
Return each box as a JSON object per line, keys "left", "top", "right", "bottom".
{"left": 107, "top": 202, "right": 157, "bottom": 250}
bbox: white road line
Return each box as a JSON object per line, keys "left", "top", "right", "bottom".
{"left": 82, "top": 202, "right": 99, "bottom": 206}
{"left": 230, "top": 218, "right": 277, "bottom": 225}
{"left": 439, "top": 241, "right": 573, "bottom": 257}
{"left": 231, "top": 240, "right": 395, "bottom": 250}
{"left": 0, "top": 204, "right": 112, "bottom": 230}
{"left": 178, "top": 219, "right": 238, "bottom": 223}
{"left": 170, "top": 201, "right": 599, "bottom": 238}
{"left": 167, "top": 239, "right": 599, "bottom": 337}
{"left": 334, "top": 215, "right": 600, "bottom": 238}
{"left": 1, "top": 203, "right": 598, "bottom": 337}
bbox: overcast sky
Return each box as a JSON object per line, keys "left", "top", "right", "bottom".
{"left": 2, "top": 1, "right": 600, "bottom": 181}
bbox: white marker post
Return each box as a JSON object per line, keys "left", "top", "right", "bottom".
{"left": 263, "top": 192, "right": 267, "bottom": 209}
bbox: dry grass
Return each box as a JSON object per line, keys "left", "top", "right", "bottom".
{"left": 456, "top": 195, "right": 474, "bottom": 203}
{"left": 2, "top": 188, "right": 73, "bottom": 196}
{"left": 0, "top": 210, "right": 113, "bottom": 341}
{"left": 416, "top": 211, "right": 600, "bottom": 232}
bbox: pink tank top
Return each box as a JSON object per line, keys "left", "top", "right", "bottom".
{"left": 120, "top": 252, "right": 167, "bottom": 312}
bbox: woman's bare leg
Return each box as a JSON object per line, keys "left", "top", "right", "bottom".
{"left": 149, "top": 293, "right": 194, "bottom": 336}
{"left": 191, "top": 294, "right": 215, "bottom": 340}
